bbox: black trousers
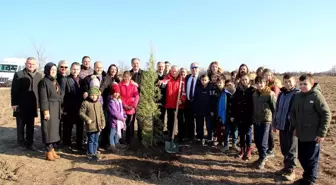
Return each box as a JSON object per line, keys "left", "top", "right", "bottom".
{"left": 63, "top": 114, "right": 83, "bottom": 148}
{"left": 166, "top": 108, "right": 184, "bottom": 140}
{"left": 184, "top": 101, "right": 195, "bottom": 140}
{"left": 16, "top": 116, "right": 35, "bottom": 146}
{"left": 125, "top": 114, "right": 136, "bottom": 144}
{"left": 279, "top": 130, "right": 298, "bottom": 169}
{"left": 298, "top": 141, "right": 320, "bottom": 184}
{"left": 100, "top": 109, "right": 110, "bottom": 148}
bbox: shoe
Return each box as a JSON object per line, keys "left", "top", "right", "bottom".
{"left": 292, "top": 178, "right": 306, "bottom": 185}
{"left": 243, "top": 146, "right": 253, "bottom": 161}
{"left": 266, "top": 150, "right": 275, "bottom": 158}
{"left": 201, "top": 139, "right": 206, "bottom": 146}
{"left": 51, "top": 148, "right": 61, "bottom": 159}
{"left": 221, "top": 145, "right": 230, "bottom": 152}
{"left": 45, "top": 151, "right": 55, "bottom": 161}
{"left": 26, "top": 145, "right": 36, "bottom": 151}
{"left": 116, "top": 144, "right": 127, "bottom": 149}
{"left": 282, "top": 168, "right": 295, "bottom": 181}
{"left": 232, "top": 144, "right": 239, "bottom": 152}
{"left": 236, "top": 147, "right": 245, "bottom": 159}
{"left": 256, "top": 159, "right": 266, "bottom": 169}
{"left": 108, "top": 146, "right": 119, "bottom": 153}
{"left": 94, "top": 154, "right": 102, "bottom": 160}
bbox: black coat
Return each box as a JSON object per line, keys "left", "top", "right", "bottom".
{"left": 63, "top": 75, "right": 85, "bottom": 116}
{"left": 56, "top": 72, "right": 67, "bottom": 95}
{"left": 156, "top": 73, "right": 166, "bottom": 106}
{"left": 11, "top": 69, "right": 42, "bottom": 118}
{"left": 130, "top": 69, "right": 143, "bottom": 93}
{"left": 192, "top": 84, "right": 217, "bottom": 115}
{"left": 100, "top": 74, "right": 120, "bottom": 108}
{"left": 38, "top": 77, "right": 62, "bottom": 144}
{"left": 232, "top": 85, "right": 254, "bottom": 131}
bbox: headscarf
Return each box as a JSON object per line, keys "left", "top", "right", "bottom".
{"left": 44, "top": 62, "right": 57, "bottom": 81}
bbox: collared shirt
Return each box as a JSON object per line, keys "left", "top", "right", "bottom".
{"left": 187, "top": 74, "right": 198, "bottom": 100}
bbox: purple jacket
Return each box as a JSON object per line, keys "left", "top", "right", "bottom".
{"left": 108, "top": 98, "right": 125, "bottom": 128}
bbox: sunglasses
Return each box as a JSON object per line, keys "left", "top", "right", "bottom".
{"left": 191, "top": 66, "right": 198, "bottom": 69}
{"left": 60, "top": 66, "right": 68, "bottom": 69}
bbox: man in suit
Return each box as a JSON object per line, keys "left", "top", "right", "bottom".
{"left": 184, "top": 62, "right": 201, "bottom": 141}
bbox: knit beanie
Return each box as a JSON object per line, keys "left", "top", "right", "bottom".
{"left": 110, "top": 82, "right": 120, "bottom": 94}
{"left": 89, "top": 87, "right": 100, "bottom": 96}
{"left": 90, "top": 75, "right": 100, "bottom": 88}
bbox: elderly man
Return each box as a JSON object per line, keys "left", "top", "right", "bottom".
{"left": 11, "top": 57, "right": 43, "bottom": 150}
{"left": 79, "top": 56, "right": 94, "bottom": 79}
{"left": 184, "top": 62, "right": 201, "bottom": 141}
{"left": 83, "top": 61, "right": 105, "bottom": 98}
{"left": 57, "top": 60, "right": 69, "bottom": 93}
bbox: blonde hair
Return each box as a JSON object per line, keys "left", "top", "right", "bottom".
{"left": 207, "top": 61, "right": 223, "bottom": 76}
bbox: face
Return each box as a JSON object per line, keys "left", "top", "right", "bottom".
{"left": 211, "top": 63, "right": 218, "bottom": 73}
{"left": 123, "top": 73, "right": 131, "bottom": 82}
{"left": 90, "top": 95, "right": 98, "bottom": 101}
{"left": 257, "top": 70, "right": 264, "bottom": 77}
{"left": 25, "top": 59, "right": 37, "bottom": 72}
{"left": 231, "top": 73, "right": 236, "bottom": 80}
{"left": 240, "top": 66, "right": 247, "bottom": 74}
{"left": 190, "top": 63, "right": 199, "bottom": 76}
{"left": 217, "top": 80, "right": 225, "bottom": 90}
{"left": 255, "top": 81, "right": 266, "bottom": 91}
{"left": 59, "top": 63, "right": 68, "bottom": 75}
{"left": 71, "top": 65, "right": 80, "bottom": 76}
{"left": 283, "top": 77, "right": 296, "bottom": 90}
{"left": 132, "top": 59, "right": 140, "bottom": 71}
{"left": 82, "top": 57, "right": 91, "bottom": 68}
{"left": 165, "top": 63, "right": 170, "bottom": 70}
{"left": 240, "top": 76, "right": 250, "bottom": 86}
{"left": 263, "top": 72, "right": 272, "bottom": 82}
{"left": 113, "top": 92, "right": 120, "bottom": 98}
{"left": 299, "top": 79, "right": 313, "bottom": 93}
{"left": 50, "top": 66, "right": 57, "bottom": 78}
{"left": 211, "top": 75, "right": 218, "bottom": 83}
{"left": 170, "top": 67, "right": 179, "bottom": 78}
{"left": 225, "top": 82, "right": 235, "bottom": 91}
{"left": 109, "top": 66, "right": 117, "bottom": 76}
{"left": 157, "top": 63, "right": 164, "bottom": 73}
{"left": 94, "top": 62, "right": 103, "bottom": 75}
{"left": 201, "top": 77, "right": 209, "bottom": 86}
{"left": 180, "top": 69, "right": 187, "bottom": 78}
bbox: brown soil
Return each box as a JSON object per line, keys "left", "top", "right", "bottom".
{"left": 1, "top": 76, "right": 336, "bottom": 185}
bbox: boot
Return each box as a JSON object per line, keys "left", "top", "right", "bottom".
{"left": 51, "top": 148, "right": 61, "bottom": 159}
{"left": 45, "top": 151, "right": 55, "bottom": 161}
{"left": 243, "top": 146, "right": 253, "bottom": 161}
{"left": 236, "top": 147, "right": 245, "bottom": 159}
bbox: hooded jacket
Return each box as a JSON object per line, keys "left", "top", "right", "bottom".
{"left": 119, "top": 80, "right": 139, "bottom": 115}
{"left": 290, "top": 83, "right": 331, "bottom": 142}
{"left": 252, "top": 86, "right": 277, "bottom": 124}
{"left": 274, "top": 87, "right": 300, "bottom": 131}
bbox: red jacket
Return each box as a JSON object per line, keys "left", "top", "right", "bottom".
{"left": 119, "top": 81, "right": 139, "bottom": 115}
{"left": 162, "top": 74, "right": 186, "bottom": 109}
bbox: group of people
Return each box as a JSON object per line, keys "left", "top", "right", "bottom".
{"left": 11, "top": 57, "right": 331, "bottom": 185}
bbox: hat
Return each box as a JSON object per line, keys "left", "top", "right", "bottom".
{"left": 111, "top": 82, "right": 120, "bottom": 94}
{"left": 90, "top": 75, "right": 100, "bottom": 88}
{"left": 89, "top": 87, "right": 100, "bottom": 96}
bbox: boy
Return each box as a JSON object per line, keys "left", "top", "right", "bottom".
{"left": 273, "top": 74, "right": 300, "bottom": 181}
{"left": 79, "top": 86, "right": 105, "bottom": 161}
{"left": 252, "top": 76, "right": 277, "bottom": 169}
{"left": 291, "top": 74, "right": 331, "bottom": 185}
{"left": 221, "top": 79, "right": 238, "bottom": 152}
{"left": 193, "top": 74, "right": 216, "bottom": 145}
{"left": 215, "top": 76, "right": 227, "bottom": 146}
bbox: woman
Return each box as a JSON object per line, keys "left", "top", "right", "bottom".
{"left": 207, "top": 61, "right": 223, "bottom": 78}
{"left": 38, "top": 62, "right": 62, "bottom": 161}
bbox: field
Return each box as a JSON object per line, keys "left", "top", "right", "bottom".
{"left": 0, "top": 76, "right": 336, "bottom": 185}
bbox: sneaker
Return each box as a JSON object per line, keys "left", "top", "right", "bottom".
{"left": 232, "top": 144, "right": 239, "bottom": 152}
{"left": 201, "top": 139, "right": 206, "bottom": 146}
{"left": 221, "top": 145, "right": 230, "bottom": 152}
{"left": 256, "top": 159, "right": 266, "bottom": 169}
{"left": 266, "top": 150, "right": 275, "bottom": 158}
{"left": 94, "top": 154, "right": 102, "bottom": 161}
{"left": 282, "top": 168, "right": 295, "bottom": 181}
{"left": 243, "top": 146, "right": 253, "bottom": 161}
{"left": 236, "top": 147, "right": 245, "bottom": 159}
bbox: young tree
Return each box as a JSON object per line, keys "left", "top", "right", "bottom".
{"left": 136, "top": 49, "right": 161, "bottom": 147}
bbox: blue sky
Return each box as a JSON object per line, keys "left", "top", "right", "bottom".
{"left": 0, "top": 0, "right": 335, "bottom": 72}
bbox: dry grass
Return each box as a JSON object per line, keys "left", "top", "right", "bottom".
{"left": 0, "top": 77, "right": 336, "bottom": 185}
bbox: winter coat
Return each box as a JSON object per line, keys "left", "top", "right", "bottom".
{"left": 232, "top": 84, "right": 254, "bottom": 130}
{"left": 11, "top": 68, "right": 42, "bottom": 118}
{"left": 225, "top": 89, "right": 236, "bottom": 123}
{"left": 100, "top": 74, "right": 120, "bottom": 108}
{"left": 119, "top": 81, "right": 139, "bottom": 115}
{"left": 162, "top": 74, "right": 186, "bottom": 109}
{"left": 79, "top": 99, "right": 105, "bottom": 133}
{"left": 130, "top": 69, "right": 143, "bottom": 92}
{"left": 57, "top": 72, "right": 67, "bottom": 95}
{"left": 267, "top": 78, "right": 282, "bottom": 97}
{"left": 290, "top": 83, "right": 331, "bottom": 142}
{"left": 217, "top": 88, "right": 227, "bottom": 125}
{"left": 108, "top": 98, "right": 126, "bottom": 128}
{"left": 156, "top": 73, "right": 167, "bottom": 106}
{"left": 252, "top": 87, "right": 277, "bottom": 124}
{"left": 63, "top": 75, "right": 85, "bottom": 116}
{"left": 192, "top": 84, "right": 217, "bottom": 115}
{"left": 273, "top": 87, "right": 300, "bottom": 131}
{"left": 79, "top": 65, "right": 94, "bottom": 79}
{"left": 38, "top": 77, "right": 62, "bottom": 144}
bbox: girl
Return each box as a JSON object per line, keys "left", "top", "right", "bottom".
{"left": 119, "top": 71, "right": 140, "bottom": 144}
{"left": 38, "top": 62, "right": 62, "bottom": 161}
{"left": 235, "top": 64, "right": 249, "bottom": 84}
{"left": 108, "top": 82, "right": 126, "bottom": 152}
{"left": 207, "top": 61, "right": 224, "bottom": 78}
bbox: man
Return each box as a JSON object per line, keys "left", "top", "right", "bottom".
{"left": 164, "top": 61, "right": 171, "bottom": 75}
{"left": 184, "top": 62, "right": 201, "bottom": 141}
{"left": 57, "top": 60, "right": 69, "bottom": 93}
{"left": 83, "top": 61, "right": 105, "bottom": 98}
{"left": 11, "top": 57, "right": 43, "bottom": 150}
{"left": 79, "top": 56, "right": 94, "bottom": 79}
{"left": 130, "top": 58, "right": 143, "bottom": 141}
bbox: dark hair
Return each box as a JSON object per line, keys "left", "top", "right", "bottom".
{"left": 131, "top": 58, "right": 140, "bottom": 64}
{"left": 82, "top": 56, "right": 91, "bottom": 62}
{"left": 299, "top": 73, "right": 314, "bottom": 84}
{"left": 236, "top": 64, "right": 249, "bottom": 79}
{"left": 71, "top": 62, "right": 81, "bottom": 68}
{"left": 217, "top": 75, "right": 226, "bottom": 83}
{"left": 123, "top": 71, "right": 131, "bottom": 77}
{"left": 107, "top": 64, "right": 119, "bottom": 77}
{"left": 255, "top": 76, "right": 265, "bottom": 84}
{"left": 225, "top": 79, "right": 233, "bottom": 85}
{"left": 231, "top": 71, "right": 237, "bottom": 77}
{"left": 165, "top": 61, "right": 170, "bottom": 64}
{"left": 200, "top": 74, "right": 209, "bottom": 80}
{"left": 256, "top": 67, "right": 264, "bottom": 77}
{"left": 283, "top": 73, "right": 294, "bottom": 80}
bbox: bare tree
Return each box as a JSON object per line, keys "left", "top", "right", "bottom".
{"left": 118, "top": 60, "right": 130, "bottom": 74}
{"left": 32, "top": 43, "right": 48, "bottom": 71}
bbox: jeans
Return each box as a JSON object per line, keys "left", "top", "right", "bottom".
{"left": 224, "top": 121, "right": 238, "bottom": 147}
{"left": 110, "top": 128, "right": 119, "bottom": 146}
{"left": 195, "top": 114, "right": 212, "bottom": 140}
{"left": 298, "top": 141, "right": 320, "bottom": 184}
{"left": 279, "top": 130, "right": 298, "bottom": 169}
{"left": 268, "top": 127, "right": 275, "bottom": 152}
{"left": 238, "top": 124, "right": 252, "bottom": 148}
{"left": 87, "top": 131, "right": 99, "bottom": 155}
{"left": 16, "top": 116, "right": 35, "bottom": 146}
{"left": 254, "top": 123, "right": 270, "bottom": 160}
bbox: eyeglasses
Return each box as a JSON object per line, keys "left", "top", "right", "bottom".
{"left": 60, "top": 66, "right": 68, "bottom": 69}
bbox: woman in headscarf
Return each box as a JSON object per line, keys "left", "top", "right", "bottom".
{"left": 38, "top": 62, "right": 62, "bottom": 161}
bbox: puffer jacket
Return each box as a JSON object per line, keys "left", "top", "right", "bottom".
{"left": 119, "top": 80, "right": 139, "bottom": 115}
{"left": 252, "top": 87, "right": 277, "bottom": 124}
{"left": 79, "top": 99, "right": 105, "bottom": 133}
{"left": 162, "top": 74, "right": 186, "bottom": 109}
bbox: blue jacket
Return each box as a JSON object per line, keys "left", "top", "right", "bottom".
{"left": 193, "top": 83, "right": 217, "bottom": 115}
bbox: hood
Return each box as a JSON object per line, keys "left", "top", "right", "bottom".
{"left": 309, "top": 83, "right": 322, "bottom": 94}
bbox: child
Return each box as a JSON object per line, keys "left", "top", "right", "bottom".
{"left": 252, "top": 76, "right": 277, "bottom": 169}
{"left": 210, "top": 73, "right": 219, "bottom": 84}
{"left": 235, "top": 64, "right": 249, "bottom": 85}
{"left": 233, "top": 74, "right": 254, "bottom": 160}
{"left": 273, "top": 74, "right": 300, "bottom": 181}
{"left": 230, "top": 71, "right": 237, "bottom": 83}
{"left": 291, "top": 74, "right": 331, "bottom": 185}
{"left": 193, "top": 74, "right": 216, "bottom": 145}
{"left": 215, "top": 76, "right": 227, "bottom": 146}
{"left": 221, "top": 79, "right": 238, "bottom": 152}
{"left": 119, "top": 71, "right": 140, "bottom": 144}
{"left": 90, "top": 75, "right": 104, "bottom": 106}
{"left": 79, "top": 86, "right": 105, "bottom": 161}
{"left": 209, "top": 74, "right": 219, "bottom": 140}
{"left": 108, "top": 82, "right": 126, "bottom": 152}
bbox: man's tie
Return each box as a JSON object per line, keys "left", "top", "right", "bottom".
{"left": 189, "top": 76, "right": 194, "bottom": 100}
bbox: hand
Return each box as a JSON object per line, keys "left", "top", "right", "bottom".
{"left": 11, "top": 105, "right": 18, "bottom": 111}
{"left": 178, "top": 100, "right": 182, "bottom": 105}
{"left": 315, "top": 136, "right": 324, "bottom": 143}
{"left": 83, "top": 92, "right": 88, "bottom": 99}
{"left": 44, "top": 114, "right": 50, "bottom": 121}
{"left": 87, "top": 120, "right": 92, "bottom": 124}
{"left": 210, "top": 112, "right": 214, "bottom": 117}
{"left": 157, "top": 80, "right": 162, "bottom": 86}
{"left": 230, "top": 117, "right": 234, "bottom": 122}
{"left": 131, "top": 81, "right": 138, "bottom": 87}
{"left": 124, "top": 118, "right": 127, "bottom": 121}
{"left": 293, "top": 129, "right": 296, "bottom": 137}
{"left": 272, "top": 127, "right": 277, "bottom": 133}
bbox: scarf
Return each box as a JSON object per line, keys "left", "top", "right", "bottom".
{"left": 218, "top": 90, "right": 227, "bottom": 125}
